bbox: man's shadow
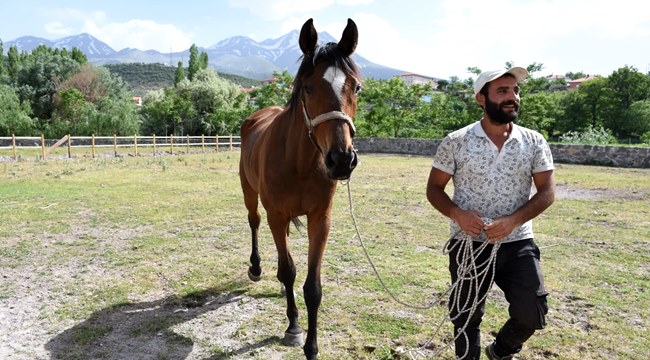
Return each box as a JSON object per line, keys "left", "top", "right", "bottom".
{"left": 45, "top": 277, "right": 284, "bottom": 359}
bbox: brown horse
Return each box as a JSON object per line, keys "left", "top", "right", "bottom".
{"left": 239, "top": 18, "right": 362, "bottom": 359}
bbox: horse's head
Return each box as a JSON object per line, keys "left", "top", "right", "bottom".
{"left": 292, "top": 18, "right": 362, "bottom": 180}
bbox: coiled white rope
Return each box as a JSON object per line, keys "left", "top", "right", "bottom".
{"left": 343, "top": 181, "right": 501, "bottom": 359}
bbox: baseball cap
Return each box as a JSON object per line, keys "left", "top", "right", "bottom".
{"left": 473, "top": 67, "right": 529, "bottom": 95}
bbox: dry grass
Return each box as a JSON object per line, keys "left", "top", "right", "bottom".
{"left": 1, "top": 153, "right": 649, "bottom": 359}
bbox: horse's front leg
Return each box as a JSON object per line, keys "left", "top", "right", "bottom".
{"left": 267, "top": 212, "right": 303, "bottom": 346}
{"left": 303, "top": 212, "right": 331, "bottom": 360}
{"left": 241, "top": 176, "right": 262, "bottom": 281}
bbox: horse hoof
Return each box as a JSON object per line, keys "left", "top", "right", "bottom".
{"left": 282, "top": 330, "right": 303, "bottom": 347}
{"left": 247, "top": 268, "right": 262, "bottom": 282}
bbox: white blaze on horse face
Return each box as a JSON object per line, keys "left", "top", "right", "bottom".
{"left": 323, "top": 66, "right": 346, "bottom": 103}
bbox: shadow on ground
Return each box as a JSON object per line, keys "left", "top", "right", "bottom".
{"left": 45, "top": 278, "right": 284, "bottom": 359}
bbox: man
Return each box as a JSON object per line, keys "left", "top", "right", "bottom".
{"left": 426, "top": 67, "right": 555, "bottom": 359}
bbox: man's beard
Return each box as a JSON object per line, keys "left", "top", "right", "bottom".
{"left": 485, "top": 96, "right": 519, "bottom": 124}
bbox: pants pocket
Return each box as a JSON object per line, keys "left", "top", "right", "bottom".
{"left": 536, "top": 291, "right": 549, "bottom": 329}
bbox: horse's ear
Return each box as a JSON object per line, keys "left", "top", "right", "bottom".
{"left": 337, "top": 18, "right": 358, "bottom": 57}
{"left": 299, "top": 18, "right": 318, "bottom": 56}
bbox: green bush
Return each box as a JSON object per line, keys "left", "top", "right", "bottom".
{"left": 559, "top": 125, "right": 616, "bottom": 145}
{"left": 641, "top": 131, "right": 650, "bottom": 144}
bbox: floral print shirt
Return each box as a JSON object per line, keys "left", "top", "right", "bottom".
{"left": 432, "top": 120, "right": 554, "bottom": 243}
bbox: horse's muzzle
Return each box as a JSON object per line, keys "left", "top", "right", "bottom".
{"left": 325, "top": 149, "right": 358, "bottom": 180}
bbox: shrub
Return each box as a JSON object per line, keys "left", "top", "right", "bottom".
{"left": 559, "top": 125, "right": 616, "bottom": 145}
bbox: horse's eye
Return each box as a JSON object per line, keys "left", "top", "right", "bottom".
{"left": 303, "top": 85, "right": 313, "bottom": 95}
{"left": 355, "top": 83, "right": 362, "bottom": 94}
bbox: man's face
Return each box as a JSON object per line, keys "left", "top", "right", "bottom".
{"left": 483, "top": 76, "right": 521, "bottom": 124}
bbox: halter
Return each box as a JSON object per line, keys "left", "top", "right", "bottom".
{"left": 301, "top": 99, "right": 356, "bottom": 152}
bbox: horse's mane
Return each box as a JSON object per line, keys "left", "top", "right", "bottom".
{"left": 288, "top": 42, "right": 361, "bottom": 112}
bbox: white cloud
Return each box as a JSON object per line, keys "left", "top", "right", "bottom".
{"left": 227, "top": 0, "right": 374, "bottom": 21}
{"left": 44, "top": 22, "right": 74, "bottom": 36}
{"left": 421, "top": 0, "right": 650, "bottom": 77}
{"left": 82, "top": 19, "right": 193, "bottom": 52}
{"left": 39, "top": 8, "right": 193, "bottom": 52}
{"left": 344, "top": 13, "right": 437, "bottom": 76}
{"left": 227, "top": 0, "right": 334, "bottom": 20}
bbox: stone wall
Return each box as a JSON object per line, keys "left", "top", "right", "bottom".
{"left": 354, "top": 138, "right": 650, "bottom": 168}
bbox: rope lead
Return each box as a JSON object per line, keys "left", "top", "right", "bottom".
{"left": 344, "top": 180, "right": 501, "bottom": 359}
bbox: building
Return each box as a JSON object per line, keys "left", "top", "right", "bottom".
{"left": 567, "top": 75, "right": 599, "bottom": 89}
{"left": 396, "top": 73, "right": 438, "bottom": 88}
{"left": 545, "top": 74, "right": 566, "bottom": 82}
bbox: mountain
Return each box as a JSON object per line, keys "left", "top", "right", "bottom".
{"left": 6, "top": 33, "right": 116, "bottom": 57}
{"left": 4, "top": 31, "right": 409, "bottom": 80}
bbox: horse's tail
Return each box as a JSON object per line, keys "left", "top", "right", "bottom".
{"left": 290, "top": 217, "right": 306, "bottom": 235}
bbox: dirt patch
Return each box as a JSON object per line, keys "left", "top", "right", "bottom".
{"left": 0, "top": 215, "right": 290, "bottom": 360}
{"left": 554, "top": 183, "right": 647, "bottom": 201}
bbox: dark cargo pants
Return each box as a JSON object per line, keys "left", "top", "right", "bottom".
{"left": 448, "top": 238, "right": 548, "bottom": 360}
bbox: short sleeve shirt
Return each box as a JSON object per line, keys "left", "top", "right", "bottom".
{"left": 432, "top": 120, "right": 554, "bottom": 243}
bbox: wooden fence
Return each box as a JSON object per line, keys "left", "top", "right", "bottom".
{"left": 0, "top": 134, "right": 240, "bottom": 161}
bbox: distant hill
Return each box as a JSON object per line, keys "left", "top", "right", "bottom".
{"left": 103, "top": 63, "right": 262, "bottom": 96}
{"left": 5, "top": 31, "right": 418, "bottom": 80}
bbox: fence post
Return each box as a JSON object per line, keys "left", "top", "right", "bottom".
{"left": 186, "top": 135, "right": 190, "bottom": 154}
{"left": 12, "top": 134, "right": 17, "bottom": 160}
{"left": 41, "top": 134, "right": 45, "bottom": 160}
{"left": 134, "top": 134, "right": 138, "bottom": 157}
{"left": 92, "top": 134, "right": 96, "bottom": 158}
{"left": 113, "top": 134, "right": 117, "bottom": 157}
{"left": 170, "top": 134, "right": 174, "bottom": 155}
{"left": 153, "top": 134, "right": 157, "bottom": 156}
{"left": 67, "top": 134, "right": 71, "bottom": 158}
{"left": 215, "top": 134, "right": 219, "bottom": 153}
{"left": 229, "top": 135, "right": 233, "bottom": 151}
{"left": 201, "top": 135, "right": 205, "bottom": 153}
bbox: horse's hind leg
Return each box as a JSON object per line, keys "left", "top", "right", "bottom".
{"left": 241, "top": 180, "right": 262, "bottom": 281}
{"left": 268, "top": 212, "right": 303, "bottom": 347}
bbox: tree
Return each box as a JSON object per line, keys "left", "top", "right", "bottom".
{"left": 356, "top": 77, "right": 436, "bottom": 138}
{"left": 604, "top": 66, "right": 650, "bottom": 138}
{"left": 187, "top": 44, "right": 209, "bottom": 81}
{"left": 174, "top": 60, "right": 185, "bottom": 86}
{"left": 199, "top": 52, "right": 209, "bottom": 70}
{"left": 0, "top": 84, "right": 35, "bottom": 136}
{"left": 617, "top": 100, "right": 650, "bottom": 140}
{"left": 518, "top": 91, "right": 562, "bottom": 137}
{"left": 565, "top": 71, "right": 586, "bottom": 80}
{"left": 47, "top": 65, "right": 141, "bottom": 137}
{"left": 0, "top": 40, "right": 4, "bottom": 78}
{"left": 55, "top": 64, "right": 106, "bottom": 103}
{"left": 188, "top": 44, "right": 200, "bottom": 81}
{"left": 142, "top": 68, "right": 247, "bottom": 136}
{"left": 90, "top": 95, "right": 141, "bottom": 136}
{"left": 522, "top": 76, "right": 552, "bottom": 94}
{"left": 12, "top": 44, "right": 81, "bottom": 123}
{"left": 6, "top": 45, "right": 20, "bottom": 83}
{"left": 248, "top": 70, "right": 293, "bottom": 109}
{"left": 179, "top": 68, "right": 245, "bottom": 135}
{"left": 71, "top": 47, "right": 88, "bottom": 65}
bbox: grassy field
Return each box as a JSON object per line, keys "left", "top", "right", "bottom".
{"left": 1, "top": 153, "right": 649, "bottom": 359}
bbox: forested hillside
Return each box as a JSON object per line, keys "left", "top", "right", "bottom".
{"left": 104, "top": 63, "right": 262, "bottom": 96}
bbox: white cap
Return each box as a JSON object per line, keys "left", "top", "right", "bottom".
{"left": 473, "top": 67, "right": 529, "bottom": 95}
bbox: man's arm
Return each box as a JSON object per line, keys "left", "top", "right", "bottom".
{"left": 427, "top": 167, "right": 485, "bottom": 237}
{"left": 483, "top": 170, "right": 555, "bottom": 242}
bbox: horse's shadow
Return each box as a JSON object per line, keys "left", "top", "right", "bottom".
{"left": 45, "top": 278, "right": 284, "bottom": 359}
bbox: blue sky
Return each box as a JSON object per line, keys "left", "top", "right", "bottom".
{"left": 1, "top": 0, "right": 649, "bottom": 80}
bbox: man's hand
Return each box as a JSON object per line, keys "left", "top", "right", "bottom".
{"left": 451, "top": 208, "right": 485, "bottom": 238}
{"left": 483, "top": 216, "right": 517, "bottom": 243}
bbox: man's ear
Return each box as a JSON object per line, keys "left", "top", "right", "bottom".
{"left": 475, "top": 92, "right": 485, "bottom": 109}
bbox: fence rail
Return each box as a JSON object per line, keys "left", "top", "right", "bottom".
{"left": 0, "top": 134, "right": 241, "bottom": 161}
